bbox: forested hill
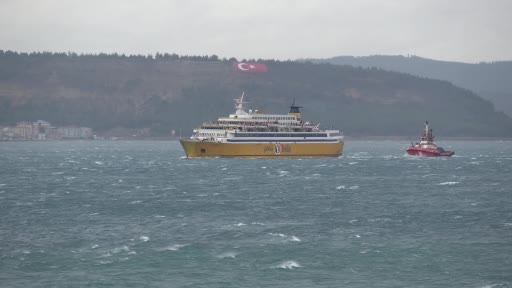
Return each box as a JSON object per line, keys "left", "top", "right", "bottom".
{"left": 1, "top": 51, "right": 512, "bottom": 137}
{"left": 311, "top": 55, "right": 512, "bottom": 117}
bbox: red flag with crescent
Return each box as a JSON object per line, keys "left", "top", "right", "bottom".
{"left": 233, "top": 62, "right": 268, "bottom": 73}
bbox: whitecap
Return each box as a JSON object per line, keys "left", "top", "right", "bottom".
{"left": 139, "top": 236, "right": 150, "bottom": 242}
{"left": 349, "top": 185, "right": 359, "bottom": 190}
{"left": 349, "top": 219, "right": 358, "bottom": 223}
{"left": 269, "top": 233, "right": 301, "bottom": 242}
{"left": 95, "top": 161, "right": 104, "bottom": 165}
{"left": 438, "top": 182, "right": 459, "bottom": 186}
{"left": 336, "top": 185, "right": 345, "bottom": 190}
{"left": 368, "top": 218, "right": 392, "bottom": 222}
{"left": 349, "top": 162, "right": 358, "bottom": 165}
{"left": 112, "top": 246, "right": 130, "bottom": 254}
{"left": 275, "top": 260, "right": 301, "bottom": 269}
{"left": 234, "top": 222, "right": 247, "bottom": 226}
{"left": 221, "top": 167, "right": 228, "bottom": 171}
{"left": 290, "top": 236, "right": 301, "bottom": 242}
{"left": 261, "top": 166, "right": 267, "bottom": 169}
{"left": 130, "top": 200, "right": 142, "bottom": 204}
{"left": 217, "top": 251, "right": 238, "bottom": 259}
{"left": 480, "top": 284, "right": 499, "bottom": 288}
{"left": 313, "top": 164, "right": 327, "bottom": 167}
{"left": 157, "top": 244, "right": 187, "bottom": 251}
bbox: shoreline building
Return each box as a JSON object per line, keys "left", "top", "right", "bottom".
{"left": 15, "top": 121, "right": 34, "bottom": 140}
{"left": 57, "top": 126, "right": 93, "bottom": 139}
{"left": 1, "top": 120, "right": 92, "bottom": 140}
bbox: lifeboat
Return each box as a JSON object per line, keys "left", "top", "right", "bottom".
{"left": 406, "top": 121, "right": 454, "bottom": 157}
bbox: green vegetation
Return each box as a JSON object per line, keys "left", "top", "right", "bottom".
{"left": 1, "top": 50, "right": 511, "bottom": 137}
{"left": 311, "top": 55, "right": 512, "bottom": 117}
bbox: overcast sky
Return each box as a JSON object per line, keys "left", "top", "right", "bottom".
{"left": 1, "top": 0, "right": 510, "bottom": 63}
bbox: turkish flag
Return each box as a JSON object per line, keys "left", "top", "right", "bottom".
{"left": 233, "top": 62, "right": 268, "bottom": 73}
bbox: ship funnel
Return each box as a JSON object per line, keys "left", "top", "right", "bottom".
{"left": 288, "top": 98, "right": 302, "bottom": 119}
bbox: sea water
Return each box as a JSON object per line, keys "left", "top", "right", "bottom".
{"left": 0, "top": 140, "right": 511, "bottom": 287}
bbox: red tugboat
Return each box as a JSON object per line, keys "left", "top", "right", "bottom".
{"left": 406, "top": 121, "right": 454, "bottom": 157}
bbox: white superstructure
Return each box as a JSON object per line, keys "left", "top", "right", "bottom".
{"left": 189, "top": 93, "right": 343, "bottom": 144}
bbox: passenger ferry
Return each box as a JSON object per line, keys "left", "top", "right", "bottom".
{"left": 179, "top": 93, "right": 344, "bottom": 157}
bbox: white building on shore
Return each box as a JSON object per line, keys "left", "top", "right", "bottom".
{"left": 57, "top": 126, "right": 93, "bottom": 139}
{"left": 0, "top": 120, "right": 93, "bottom": 140}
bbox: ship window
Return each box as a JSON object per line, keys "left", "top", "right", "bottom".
{"left": 200, "top": 149, "right": 206, "bottom": 153}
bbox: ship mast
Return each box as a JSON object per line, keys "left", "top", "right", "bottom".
{"left": 425, "top": 121, "right": 434, "bottom": 142}
{"left": 234, "top": 92, "right": 249, "bottom": 116}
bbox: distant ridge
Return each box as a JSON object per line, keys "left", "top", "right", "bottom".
{"left": 1, "top": 50, "right": 512, "bottom": 137}
{"left": 309, "top": 55, "right": 512, "bottom": 117}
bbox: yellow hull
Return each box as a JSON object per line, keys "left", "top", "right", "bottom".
{"left": 179, "top": 140, "right": 344, "bottom": 158}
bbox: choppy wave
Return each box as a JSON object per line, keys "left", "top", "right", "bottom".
{"left": 216, "top": 251, "right": 238, "bottom": 259}
{"left": 2, "top": 140, "right": 511, "bottom": 287}
{"left": 269, "top": 233, "right": 301, "bottom": 242}
{"left": 156, "top": 244, "right": 187, "bottom": 251}
{"left": 274, "top": 260, "right": 302, "bottom": 269}
{"left": 438, "top": 182, "right": 460, "bottom": 185}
